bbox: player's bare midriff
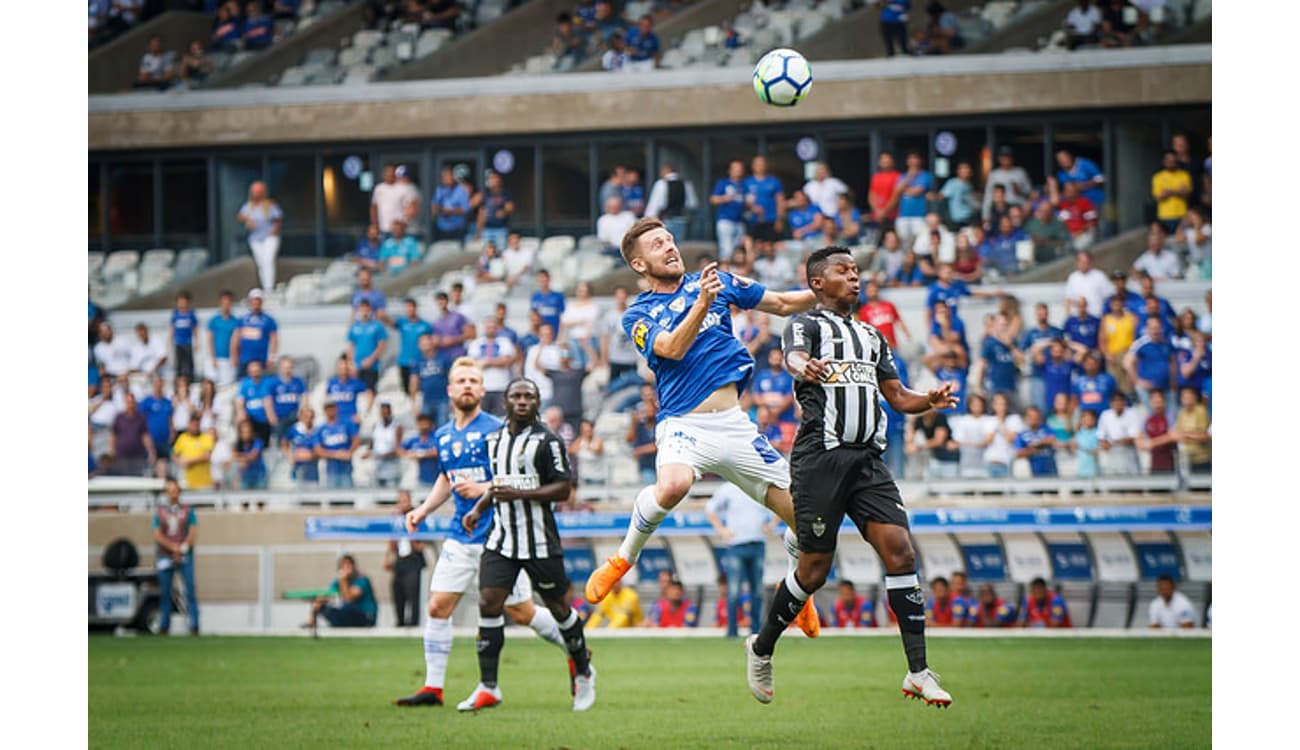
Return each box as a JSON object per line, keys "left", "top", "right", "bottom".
{"left": 690, "top": 384, "right": 740, "bottom": 415}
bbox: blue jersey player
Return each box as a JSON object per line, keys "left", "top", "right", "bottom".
{"left": 395, "top": 357, "right": 569, "bottom": 708}
{"left": 584, "top": 217, "right": 821, "bottom": 639}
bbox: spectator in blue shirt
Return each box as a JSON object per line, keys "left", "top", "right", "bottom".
{"left": 140, "top": 376, "right": 175, "bottom": 463}
{"left": 267, "top": 356, "right": 307, "bottom": 442}
{"left": 894, "top": 151, "right": 933, "bottom": 248}
{"left": 1063, "top": 296, "right": 1100, "bottom": 354}
{"left": 378, "top": 219, "right": 422, "bottom": 276}
{"left": 1014, "top": 407, "right": 1059, "bottom": 477}
{"left": 326, "top": 356, "right": 372, "bottom": 426}
{"left": 530, "top": 270, "right": 567, "bottom": 333}
{"left": 232, "top": 289, "right": 278, "bottom": 378}
{"left": 1176, "top": 329, "right": 1211, "bottom": 394}
{"left": 206, "top": 289, "right": 240, "bottom": 385}
{"left": 624, "top": 14, "right": 660, "bottom": 69}
{"left": 430, "top": 166, "right": 472, "bottom": 242}
{"left": 743, "top": 156, "right": 785, "bottom": 246}
{"left": 925, "top": 263, "right": 990, "bottom": 323}
{"left": 933, "top": 349, "right": 968, "bottom": 416}
{"left": 1110, "top": 270, "right": 1146, "bottom": 316}
{"left": 784, "top": 190, "right": 826, "bottom": 248}
{"left": 974, "top": 313, "right": 1025, "bottom": 410}
{"left": 170, "top": 291, "right": 198, "bottom": 382}
{"left": 710, "top": 160, "right": 747, "bottom": 261}
{"left": 235, "top": 418, "right": 268, "bottom": 490}
{"left": 879, "top": 0, "right": 911, "bottom": 56}
{"left": 401, "top": 413, "right": 442, "bottom": 486}
{"left": 409, "top": 334, "right": 451, "bottom": 425}
{"left": 314, "top": 402, "right": 360, "bottom": 489}
{"left": 1038, "top": 339, "right": 1080, "bottom": 413}
{"left": 923, "top": 300, "right": 969, "bottom": 372}
{"left": 353, "top": 224, "right": 383, "bottom": 272}
{"left": 1056, "top": 148, "right": 1106, "bottom": 209}
{"left": 982, "top": 216, "right": 1030, "bottom": 277}
{"left": 939, "top": 161, "right": 978, "bottom": 227}
{"left": 475, "top": 170, "right": 514, "bottom": 249}
{"left": 621, "top": 168, "right": 646, "bottom": 216}
{"left": 592, "top": 0, "right": 629, "bottom": 49}
{"left": 1073, "top": 351, "right": 1117, "bottom": 416}
{"left": 282, "top": 405, "right": 319, "bottom": 487}
{"left": 889, "top": 250, "right": 927, "bottom": 288}
{"left": 350, "top": 267, "right": 389, "bottom": 323}
{"left": 1019, "top": 302, "right": 1064, "bottom": 410}
{"left": 347, "top": 299, "right": 389, "bottom": 392}
{"left": 752, "top": 348, "right": 796, "bottom": 425}
{"left": 210, "top": 3, "right": 242, "bottom": 51}
{"left": 241, "top": 2, "right": 274, "bottom": 50}
{"left": 1125, "top": 316, "right": 1177, "bottom": 411}
{"left": 393, "top": 297, "right": 433, "bottom": 388}
{"left": 236, "top": 359, "right": 274, "bottom": 447}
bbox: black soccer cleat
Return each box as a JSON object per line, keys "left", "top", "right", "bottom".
{"left": 395, "top": 687, "right": 444, "bottom": 707}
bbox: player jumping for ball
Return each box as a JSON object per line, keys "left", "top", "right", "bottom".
{"left": 745, "top": 246, "right": 956, "bottom": 707}
{"left": 584, "top": 217, "right": 821, "bottom": 639}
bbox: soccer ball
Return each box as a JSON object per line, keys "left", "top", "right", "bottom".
{"left": 752, "top": 48, "right": 813, "bottom": 107}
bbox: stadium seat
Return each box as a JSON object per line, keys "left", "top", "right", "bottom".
{"left": 370, "top": 46, "right": 397, "bottom": 71}
{"left": 278, "top": 66, "right": 310, "bottom": 86}
{"left": 1056, "top": 581, "right": 1095, "bottom": 628}
{"left": 1089, "top": 533, "right": 1140, "bottom": 583}
{"left": 285, "top": 273, "right": 322, "bottom": 306}
{"left": 174, "top": 248, "right": 209, "bottom": 279}
{"left": 834, "top": 535, "right": 883, "bottom": 586}
{"left": 425, "top": 239, "right": 462, "bottom": 262}
{"left": 1175, "top": 531, "right": 1212, "bottom": 582}
{"left": 353, "top": 29, "right": 384, "bottom": 50}
{"left": 142, "top": 248, "right": 175, "bottom": 269}
{"left": 342, "top": 65, "right": 375, "bottom": 85}
{"left": 913, "top": 535, "right": 964, "bottom": 583}
{"left": 1001, "top": 534, "right": 1052, "bottom": 584}
{"left": 138, "top": 266, "right": 174, "bottom": 296}
{"left": 103, "top": 249, "right": 141, "bottom": 276}
{"left": 88, "top": 252, "right": 106, "bottom": 277}
{"left": 666, "top": 537, "right": 718, "bottom": 589}
{"left": 338, "top": 46, "right": 368, "bottom": 68}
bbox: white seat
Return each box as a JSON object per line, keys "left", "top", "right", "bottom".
{"left": 425, "top": 240, "right": 462, "bottom": 261}
{"left": 88, "top": 252, "right": 106, "bottom": 276}
{"left": 103, "top": 250, "right": 140, "bottom": 276}
{"left": 370, "top": 46, "right": 397, "bottom": 70}
{"left": 278, "top": 65, "right": 309, "bottom": 86}
{"left": 665, "top": 538, "right": 718, "bottom": 589}
{"left": 342, "top": 65, "right": 374, "bottom": 84}
{"left": 1175, "top": 531, "right": 1212, "bottom": 582}
{"left": 138, "top": 267, "right": 174, "bottom": 296}
{"left": 576, "top": 234, "right": 601, "bottom": 254}
{"left": 338, "top": 46, "right": 367, "bottom": 67}
{"left": 141, "top": 248, "right": 175, "bottom": 268}
{"left": 285, "top": 273, "right": 322, "bottom": 306}
{"left": 174, "top": 248, "right": 209, "bottom": 278}
{"left": 353, "top": 29, "right": 385, "bottom": 50}
{"left": 1001, "top": 534, "right": 1052, "bottom": 584}
{"left": 913, "top": 535, "right": 964, "bottom": 583}
{"left": 1089, "top": 533, "right": 1140, "bottom": 583}
{"left": 576, "top": 254, "right": 615, "bottom": 282}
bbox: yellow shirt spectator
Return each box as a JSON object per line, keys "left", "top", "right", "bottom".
{"left": 587, "top": 581, "right": 642, "bottom": 628}
{"left": 173, "top": 431, "right": 216, "bottom": 489}
{"left": 1175, "top": 403, "right": 1211, "bottom": 467}
{"left": 1151, "top": 164, "right": 1192, "bottom": 222}
{"left": 1100, "top": 309, "right": 1138, "bottom": 358}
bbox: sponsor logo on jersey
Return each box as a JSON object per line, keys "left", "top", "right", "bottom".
{"left": 790, "top": 322, "right": 806, "bottom": 346}
{"left": 732, "top": 274, "right": 754, "bottom": 288}
{"left": 821, "top": 360, "right": 878, "bottom": 387}
{"left": 467, "top": 432, "right": 481, "bottom": 441}
{"left": 699, "top": 311, "right": 722, "bottom": 333}
{"left": 668, "top": 296, "right": 686, "bottom": 313}
{"left": 448, "top": 467, "right": 487, "bottom": 484}
{"left": 494, "top": 473, "right": 541, "bottom": 490}
{"left": 684, "top": 281, "right": 700, "bottom": 293}
{"left": 632, "top": 320, "right": 651, "bottom": 351}
{"left": 649, "top": 304, "right": 665, "bottom": 317}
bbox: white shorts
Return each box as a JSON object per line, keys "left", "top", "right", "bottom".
{"left": 429, "top": 538, "right": 532, "bottom": 606}
{"left": 655, "top": 405, "right": 790, "bottom": 504}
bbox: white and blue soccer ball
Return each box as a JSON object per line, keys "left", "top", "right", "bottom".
{"left": 752, "top": 48, "right": 813, "bottom": 107}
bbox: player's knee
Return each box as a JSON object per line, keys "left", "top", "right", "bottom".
{"left": 798, "top": 554, "right": 834, "bottom": 592}
{"left": 883, "top": 542, "right": 916, "bottom": 573}
{"left": 656, "top": 476, "right": 692, "bottom": 505}
{"left": 429, "top": 599, "right": 454, "bottom": 619}
{"left": 479, "top": 596, "right": 506, "bottom": 619}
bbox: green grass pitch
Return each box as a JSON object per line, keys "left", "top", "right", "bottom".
{"left": 89, "top": 634, "right": 1210, "bottom": 749}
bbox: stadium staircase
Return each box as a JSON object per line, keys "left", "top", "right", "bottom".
{"left": 112, "top": 255, "right": 330, "bottom": 311}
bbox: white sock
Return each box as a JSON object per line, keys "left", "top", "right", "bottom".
{"left": 617, "top": 484, "right": 671, "bottom": 563}
{"left": 783, "top": 527, "right": 801, "bottom": 575}
{"left": 423, "top": 616, "right": 452, "bottom": 689}
{"left": 528, "top": 607, "right": 566, "bottom": 652}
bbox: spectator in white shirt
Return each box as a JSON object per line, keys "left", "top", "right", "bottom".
{"left": 983, "top": 392, "right": 1024, "bottom": 479}
{"left": 983, "top": 146, "right": 1033, "bottom": 223}
{"left": 950, "top": 393, "right": 995, "bottom": 478}
{"left": 596, "top": 195, "right": 637, "bottom": 256}
{"left": 1096, "top": 391, "right": 1143, "bottom": 474}
{"left": 466, "top": 318, "right": 518, "bottom": 415}
{"left": 1064, "top": 250, "right": 1113, "bottom": 317}
{"left": 94, "top": 322, "right": 135, "bottom": 378}
{"left": 371, "top": 164, "right": 417, "bottom": 236}
{"left": 644, "top": 163, "right": 699, "bottom": 243}
{"left": 500, "top": 232, "right": 535, "bottom": 289}
{"left": 524, "top": 324, "right": 564, "bottom": 403}
{"left": 1131, "top": 224, "right": 1183, "bottom": 280}
{"left": 130, "top": 323, "right": 168, "bottom": 375}
{"left": 1148, "top": 575, "right": 1197, "bottom": 629}
{"left": 802, "top": 162, "right": 849, "bottom": 216}
{"left": 1065, "top": 0, "right": 1104, "bottom": 49}
{"left": 911, "top": 212, "right": 956, "bottom": 262}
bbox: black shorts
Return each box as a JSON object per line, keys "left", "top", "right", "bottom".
{"left": 790, "top": 445, "right": 909, "bottom": 554}
{"left": 747, "top": 221, "right": 778, "bottom": 243}
{"left": 480, "top": 549, "right": 570, "bottom": 602}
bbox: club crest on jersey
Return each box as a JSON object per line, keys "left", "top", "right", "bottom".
{"left": 812, "top": 518, "right": 826, "bottom": 537}
{"left": 451, "top": 441, "right": 463, "bottom": 457}
{"left": 668, "top": 296, "right": 686, "bottom": 313}
{"left": 632, "top": 320, "right": 651, "bottom": 351}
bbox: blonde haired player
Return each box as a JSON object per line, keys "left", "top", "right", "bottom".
{"left": 584, "top": 218, "right": 820, "bottom": 638}
{"left": 394, "top": 358, "right": 572, "bottom": 707}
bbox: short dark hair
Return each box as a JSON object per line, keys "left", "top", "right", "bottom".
{"left": 838, "top": 580, "right": 856, "bottom": 590}
{"left": 1031, "top": 577, "right": 1048, "bottom": 588}
{"left": 219, "top": 289, "right": 234, "bottom": 300}
{"left": 806, "top": 245, "right": 853, "bottom": 285}
{"left": 506, "top": 377, "right": 541, "bottom": 396}
{"left": 621, "top": 217, "right": 666, "bottom": 266}
{"left": 339, "top": 554, "right": 356, "bottom": 566}
{"left": 1157, "top": 574, "right": 1176, "bottom": 585}
{"left": 556, "top": 11, "right": 572, "bottom": 22}
{"left": 436, "top": 291, "right": 449, "bottom": 301}
{"left": 931, "top": 576, "right": 949, "bottom": 588}
{"left": 452, "top": 282, "right": 464, "bottom": 292}
{"left": 177, "top": 290, "right": 192, "bottom": 301}
{"left": 403, "top": 297, "right": 416, "bottom": 306}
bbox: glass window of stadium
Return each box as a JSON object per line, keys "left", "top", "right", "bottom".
{"left": 597, "top": 141, "right": 649, "bottom": 218}
{"left": 823, "top": 135, "right": 873, "bottom": 212}
{"left": 930, "top": 127, "right": 988, "bottom": 191}
{"left": 879, "top": 130, "right": 930, "bottom": 171}
{"left": 1112, "top": 114, "right": 1165, "bottom": 229}
{"left": 323, "top": 153, "right": 373, "bottom": 256}
{"left": 161, "top": 160, "right": 208, "bottom": 251}
{"left": 216, "top": 157, "right": 264, "bottom": 263}
{"left": 267, "top": 156, "right": 318, "bottom": 258}
{"left": 107, "top": 161, "right": 155, "bottom": 251}
{"left": 542, "top": 143, "right": 592, "bottom": 237}
{"left": 89, "top": 164, "right": 103, "bottom": 253}
{"left": 487, "top": 146, "right": 536, "bottom": 237}
{"left": 653, "top": 137, "right": 705, "bottom": 240}
{"left": 709, "top": 135, "right": 759, "bottom": 185}
{"left": 764, "top": 135, "right": 817, "bottom": 213}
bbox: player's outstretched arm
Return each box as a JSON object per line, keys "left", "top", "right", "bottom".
{"left": 755, "top": 288, "right": 816, "bottom": 317}
{"left": 407, "top": 473, "right": 453, "bottom": 533}
{"left": 881, "top": 378, "right": 960, "bottom": 415}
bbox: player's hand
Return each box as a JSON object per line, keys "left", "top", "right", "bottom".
{"left": 453, "top": 479, "right": 486, "bottom": 499}
{"left": 698, "top": 263, "right": 723, "bottom": 304}
{"left": 462, "top": 510, "right": 480, "bottom": 533}
{"left": 719, "top": 528, "right": 735, "bottom": 542}
{"left": 927, "top": 382, "right": 960, "bottom": 410}
{"left": 405, "top": 509, "right": 425, "bottom": 534}
{"left": 489, "top": 484, "right": 521, "bottom": 501}
{"left": 801, "top": 357, "right": 830, "bottom": 382}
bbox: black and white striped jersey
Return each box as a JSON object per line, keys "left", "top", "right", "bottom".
{"left": 484, "top": 421, "right": 572, "bottom": 560}
{"left": 781, "top": 308, "right": 900, "bottom": 452}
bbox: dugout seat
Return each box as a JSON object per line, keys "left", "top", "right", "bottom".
{"left": 1175, "top": 531, "right": 1212, "bottom": 583}
{"left": 1001, "top": 534, "right": 1052, "bottom": 584}
{"left": 834, "top": 535, "right": 883, "bottom": 588}
{"left": 1088, "top": 532, "right": 1139, "bottom": 627}
{"left": 666, "top": 537, "right": 718, "bottom": 589}
{"left": 913, "top": 534, "right": 965, "bottom": 584}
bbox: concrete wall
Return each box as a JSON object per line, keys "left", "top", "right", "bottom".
{"left": 88, "top": 46, "right": 1211, "bottom": 150}
{"left": 89, "top": 12, "right": 214, "bottom": 94}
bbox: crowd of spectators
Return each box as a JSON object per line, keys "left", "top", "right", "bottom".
{"left": 549, "top": 0, "right": 693, "bottom": 72}
{"left": 365, "top": 0, "right": 462, "bottom": 33}
{"left": 1061, "top": 0, "right": 1182, "bottom": 51}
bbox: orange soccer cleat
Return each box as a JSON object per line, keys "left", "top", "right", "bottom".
{"left": 794, "top": 592, "right": 821, "bottom": 638}
{"left": 584, "top": 556, "right": 632, "bottom": 604}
